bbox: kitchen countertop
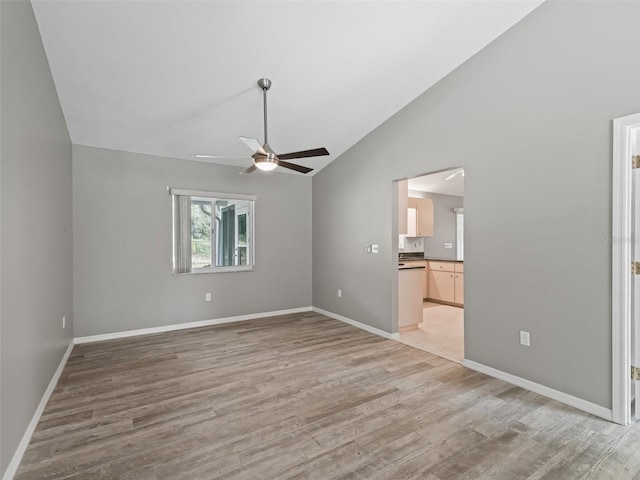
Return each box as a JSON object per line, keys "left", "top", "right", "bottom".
{"left": 399, "top": 257, "right": 463, "bottom": 263}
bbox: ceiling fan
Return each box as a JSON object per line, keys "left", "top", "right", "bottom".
{"left": 196, "top": 78, "right": 329, "bottom": 175}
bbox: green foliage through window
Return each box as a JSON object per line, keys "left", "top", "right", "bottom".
{"left": 171, "top": 190, "right": 255, "bottom": 274}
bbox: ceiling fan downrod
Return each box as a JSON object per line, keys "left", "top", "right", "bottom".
{"left": 257, "top": 78, "right": 271, "bottom": 145}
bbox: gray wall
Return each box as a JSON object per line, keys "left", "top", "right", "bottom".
{"left": 411, "top": 191, "right": 463, "bottom": 260}
{"left": 313, "top": 0, "right": 640, "bottom": 409}
{"left": 0, "top": 0, "right": 73, "bottom": 474}
{"left": 73, "top": 145, "right": 312, "bottom": 337}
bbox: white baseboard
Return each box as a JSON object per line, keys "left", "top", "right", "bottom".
{"left": 74, "top": 307, "right": 313, "bottom": 344}
{"left": 312, "top": 307, "right": 399, "bottom": 340}
{"left": 462, "top": 359, "right": 613, "bottom": 422}
{"left": 3, "top": 340, "right": 75, "bottom": 480}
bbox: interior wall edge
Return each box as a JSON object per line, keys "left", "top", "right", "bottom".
{"left": 312, "top": 307, "right": 399, "bottom": 340}
{"left": 1, "top": 341, "right": 74, "bottom": 480}
{"left": 74, "top": 307, "right": 313, "bottom": 344}
{"left": 463, "top": 359, "right": 613, "bottom": 423}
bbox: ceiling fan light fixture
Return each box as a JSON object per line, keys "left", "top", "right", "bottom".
{"left": 254, "top": 157, "right": 278, "bottom": 171}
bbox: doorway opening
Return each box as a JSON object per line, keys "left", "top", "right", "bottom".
{"left": 395, "top": 168, "right": 464, "bottom": 363}
{"left": 612, "top": 112, "right": 640, "bottom": 425}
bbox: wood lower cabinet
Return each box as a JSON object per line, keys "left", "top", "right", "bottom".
{"left": 454, "top": 272, "right": 464, "bottom": 304}
{"left": 427, "top": 261, "right": 463, "bottom": 306}
{"left": 429, "top": 270, "right": 456, "bottom": 303}
{"left": 415, "top": 261, "right": 428, "bottom": 298}
{"left": 398, "top": 267, "right": 425, "bottom": 330}
{"left": 400, "top": 260, "right": 429, "bottom": 298}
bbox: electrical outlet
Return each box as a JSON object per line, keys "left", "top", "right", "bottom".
{"left": 371, "top": 244, "right": 379, "bottom": 253}
{"left": 205, "top": 293, "right": 211, "bottom": 302}
{"left": 62, "top": 316, "right": 66, "bottom": 329}
{"left": 338, "top": 289, "right": 342, "bottom": 298}
{"left": 520, "top": 331, "right": 531, "bottom": 347}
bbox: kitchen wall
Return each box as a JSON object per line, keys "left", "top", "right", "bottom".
{"left": 410, "top": 191, "right": 463, "bottom": 260}
{"left": 313, "top": 0, "right": 640, "bottom": 410}
{"left": 1, "top": 0, "right": 74, "bottom": 474}
{"left": 73, "top": 145, "right": 312, "bottom": 337}
{"left": 398, "top": 237, "right": 424, "bottom": 254}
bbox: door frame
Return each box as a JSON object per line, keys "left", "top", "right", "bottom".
{"left": 612, "top": 112, "right": 640, "bottom": 425}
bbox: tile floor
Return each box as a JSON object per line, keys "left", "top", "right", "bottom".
{"left": 398, "top": 301, "right": 464, "bottom": 363}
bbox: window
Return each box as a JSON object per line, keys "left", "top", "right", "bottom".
{"left": 170, "top": 188, "right": 256, "bottom": 274}
{"left": 455, "top": 208, "right": 464, "bottom": 261}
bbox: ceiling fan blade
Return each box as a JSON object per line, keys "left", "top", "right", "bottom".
{"left": 278, "top": 147, "right": 329, "bottom": 160}
{"left": 278, "top": 160, "right": 313, "bottom": 174}
{"left": 195, "top": 155, "right": 250, "bottom": 160}
{"left": 239, "top": 164, "right": 258, "bottom": 175}
{"left": 239, "top": 136, "right": 266, "bottom": 155}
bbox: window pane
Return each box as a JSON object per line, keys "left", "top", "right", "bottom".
{"left": 238, "top": 213, "right": 247, "bottom": 244}
{"left": 215, "top": 199, "right": 251, "bottom": 267}
{"left": 237, "top": 246, "right": 248, "bottom": 265}
{"left": 456, "top": 212, "right": 464, "bottom": 261}
{"left": 191, "top": 199, "right": 212, "bottom": 269}
{"left": 172, "top": 190, "right": 254, "bottom": 274}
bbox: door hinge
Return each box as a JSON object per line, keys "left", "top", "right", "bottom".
{"left": 633, "top": 155, "right": 640, "bottom": 169}
{"left": 632, "top": 366, "right": 640, "bottom": 381}
{"left": 632, "top": 262, "right": 640, "bottom": 274}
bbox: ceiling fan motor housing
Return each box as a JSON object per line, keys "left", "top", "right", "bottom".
{"left": 253, "top": 142, "right": 278, "bottom": 171}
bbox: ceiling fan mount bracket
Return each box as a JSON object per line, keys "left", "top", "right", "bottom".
{"left": 257, "top": 78, "right": 272, "bottom": 91}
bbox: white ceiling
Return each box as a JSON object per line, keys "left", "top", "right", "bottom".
{"left": 408, "top": 168, "right": 464, "bottom": 197}
{"left": 31, "top": 0, "right": 543, "bottom": 175}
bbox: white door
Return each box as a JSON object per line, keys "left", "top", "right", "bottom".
{"left": 612, "top": 114, "right": 640, "bottom": 425}
{"left": 633, "top": 131, "right": 640, "bottom": 419}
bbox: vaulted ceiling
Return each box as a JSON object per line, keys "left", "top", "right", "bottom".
{"left": 32, "top": 0, "right": 543, "bottom": 174}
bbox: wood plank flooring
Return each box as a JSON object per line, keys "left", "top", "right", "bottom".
{"left": 15, "top": 311, "right": 640, "bottom": 479}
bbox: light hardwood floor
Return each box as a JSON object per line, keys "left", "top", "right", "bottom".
{"left": 15, "top": 311, "right": 640, "bottom": 479}
{"left": 398, "top": 302, "right": 464, "bottom": 363}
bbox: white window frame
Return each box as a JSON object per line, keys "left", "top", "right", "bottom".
{"left": 170, "top": 188, "right": 256, "bottom": 274}
{"left": 454, "top": 207, "right": 464, "bottom": 261}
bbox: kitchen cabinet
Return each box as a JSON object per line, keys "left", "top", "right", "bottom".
{"left": 429, "top": 270, "right": 456, "bottom": 303}
{"left": 421, "top": 261, "right": 429, "bottom": 299}
{"left": 399, "top": 259, "right": 429, "bottom": 298}
{"left": 454, "top": 272, "right": 464, "bottom": 304}
{"left": 407, "top": 260, "right": 429, "bottom": 298}
{"left": 427, "top": 261, "right": 463, "bottom": 306}
{"left": 398, "top": 267, "right": 425, "bottom": 331}
{"left": 407, "top": 197, "right": 434, "bottom": 237}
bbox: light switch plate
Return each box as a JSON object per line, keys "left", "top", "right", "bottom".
{"left": 371, "top": 244, "right": 379, "bottom": 253}
{"left": 520, "top": 331, "right": 531, "bottom": 347}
